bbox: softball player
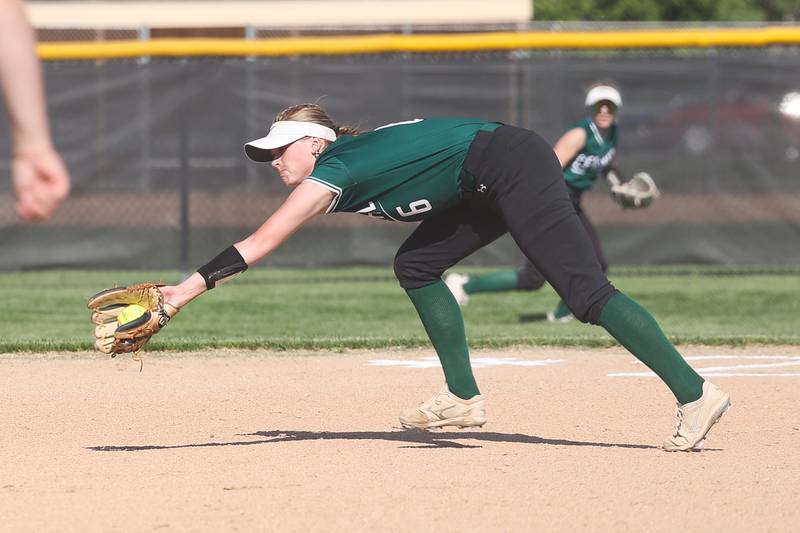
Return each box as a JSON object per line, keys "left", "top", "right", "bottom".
{"left": 159, "top": 103, "right": 730, "bottom": 451}
{"left": 445, "top": 83, "right": 625, "bottom": 323}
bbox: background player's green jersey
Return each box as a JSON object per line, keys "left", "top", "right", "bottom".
{"left": 563, "top": 117, "right": 618, "bottom": 191}
{"left": 307, "top": 118, "right": 500, "bottom": 222}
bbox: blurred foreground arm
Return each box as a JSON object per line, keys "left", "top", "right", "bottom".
{"left": 0, "top": 0, "right": 70, "bottom": 222}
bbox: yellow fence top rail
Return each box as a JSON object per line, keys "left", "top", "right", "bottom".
{"left": 39, "top": 26, "right": 800, "bottom": 60}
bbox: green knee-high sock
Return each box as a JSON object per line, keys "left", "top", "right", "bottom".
{"left": 599, "top": 292, "right": 704, "bottom": 405}
{"left": 463, "top": 270, "right": 519, "bottom": 294}
{"left": 551, "top": 300, "right": 572, "bottom": 320}
{"left": 406, "top": 281, "right": 480, "bottom": 399}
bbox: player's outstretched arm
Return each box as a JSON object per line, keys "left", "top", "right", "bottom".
{"left": 235, "top": 180, "right": 334, "bottom": 265}
{"left": 159, "top": 181, "right": 334, "bottom": 309}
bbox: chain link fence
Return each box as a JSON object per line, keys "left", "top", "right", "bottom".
{"left": 1, "top": 27, "right": 799, "bottom": 270}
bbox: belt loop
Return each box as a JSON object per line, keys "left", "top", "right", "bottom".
{"left": 459, "top": 168, "right": 476, "bottom": 199}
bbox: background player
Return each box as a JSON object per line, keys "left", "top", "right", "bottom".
{"left": 0, "top": 0, "right": 71, "bottom": 222}
{"left": 147, "top": 103, "right": 728, "bottom": 451}
{"left": 445, "top": 83, "right": 629, "bottom": 322}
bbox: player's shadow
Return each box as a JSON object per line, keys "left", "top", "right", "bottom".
{"left": 86, "top": 429, "right": 663, "bottom": 452}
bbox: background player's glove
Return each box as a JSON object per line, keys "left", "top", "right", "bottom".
{"left": 87, "top": 283, "right": 178, "bottom": 356}
{"left": 610, "top": 172, "right": 660, "bottom": 209}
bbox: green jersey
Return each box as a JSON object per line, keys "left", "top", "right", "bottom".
{"left": 307, "top": 118, "right": 500, "bottom": 222}
{"left": 563, "top": 117, "right": 618, "bottom": 191}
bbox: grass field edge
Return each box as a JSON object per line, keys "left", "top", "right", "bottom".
{"left": 3, "top": 334, "right": 799, "bottom": 354}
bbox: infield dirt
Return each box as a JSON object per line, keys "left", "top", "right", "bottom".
{"left": 2, "top": 346, "right": 798, "bottom": 532}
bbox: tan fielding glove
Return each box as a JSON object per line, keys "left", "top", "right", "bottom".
{"left": 610, "top": 172, "right": 661, "bottom": 209}
{"left": 87, "top": 283, "right": 179, "bottom": 356}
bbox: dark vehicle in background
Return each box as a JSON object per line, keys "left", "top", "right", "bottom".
{"left": 622, "top": 87, "right": 800, "bottom": 161}
{"left": 665, "top": 89, "right": 773, "bottom": 156}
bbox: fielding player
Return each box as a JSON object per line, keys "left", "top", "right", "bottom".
{"left": 0, "top": 0, "right": 71, "bottom": 222}
{"left": 445, "top": 83, "right": 632, "bottom": 323}
{"left": 157, "top": 103, "right": 730, "bottom": 451}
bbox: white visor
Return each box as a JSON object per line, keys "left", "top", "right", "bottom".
{"left": 585, "top": 85, "right": 622, "bottom": 108}
{"left": 244, "top": 120, "right": 337, "bottom": 162}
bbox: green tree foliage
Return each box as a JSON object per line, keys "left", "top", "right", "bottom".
{"left": 604, "top": 0, "right": 662, "bottom": 20}
{"left": 659, "top": 0, "right": 764, "bottom": 21}
{"left": 760, "top": 0, "right": 800, "bottom": 20}
{"left": 534, "top": 0, "right": 798, "bottom": 21}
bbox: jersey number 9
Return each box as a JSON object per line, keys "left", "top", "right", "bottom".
{"left": 396, "top": 199, "right": 432, "bottom": 218}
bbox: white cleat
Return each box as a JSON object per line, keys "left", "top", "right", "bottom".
{"left": 663, "top": 381, "right": 731, "bottom": 452}
{"left": 400, "top": 388, "right": 487, "bottom": 430}
{"left": 444, "top": 272, "right": 470, "bottom": 306}
{"left": 546, "top": 310, "right": 575, "bottom": 323}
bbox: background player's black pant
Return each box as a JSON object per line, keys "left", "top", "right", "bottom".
{"left": 394, "top": 125, "right": 617, "bottom": 324}
{"left": 516, "top": 186, "right": 608, "bottom": 291}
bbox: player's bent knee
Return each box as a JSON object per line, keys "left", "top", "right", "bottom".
{"left": 575, "top": 288, "right": 619, "bottom": 325}
{"left": 559, "top": 286, "right": 619, "bottom": 324}
{"left": 516, "top": 273, "right": 546, "bottom": 291}
{"left": 568, "top": 304, "right": 593, "bottom": 324}
{"left": 393, "top": 252, "right": 443, "bottom": 290}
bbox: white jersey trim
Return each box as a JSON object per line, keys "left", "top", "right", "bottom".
{"left": 377, "top": 200, "right": 400, "bottom": 221}
{"left": 305, "top": 176, "right": 342, "bottom": 213}
{"left": 374, "top": 118, "right": 424, "bottom": 131}
{"left": 588, "top": 121, "right": 605, "bottom": 145}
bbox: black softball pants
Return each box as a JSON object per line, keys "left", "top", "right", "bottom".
{"left": 516, "top": 185, "right": 608, "bottom": 291}
{"left": 393, "top": 125, "right": 618, "bottom": 325}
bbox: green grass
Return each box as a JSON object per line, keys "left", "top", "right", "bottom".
{"left": 1, "top": 267, "right": 799, "bottom": 353}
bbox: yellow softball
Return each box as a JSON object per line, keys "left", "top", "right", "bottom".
{"left": 117, "top": 304, "right": 148, "bottom": 326}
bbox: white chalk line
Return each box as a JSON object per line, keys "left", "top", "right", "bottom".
{"left": 368, "top": 354, "right": 800, "bottom": 377}
{"left": 369, "top": 357, "right": 565, "bottom": 369}
{"left": 683, "top": 355, "right": 798, "bottom": 361}
{"left": 610, "top": 355, "right": 800, "bottom": 377}
{"left": 610, "top": 372, "right": 800, "bottom": 377}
